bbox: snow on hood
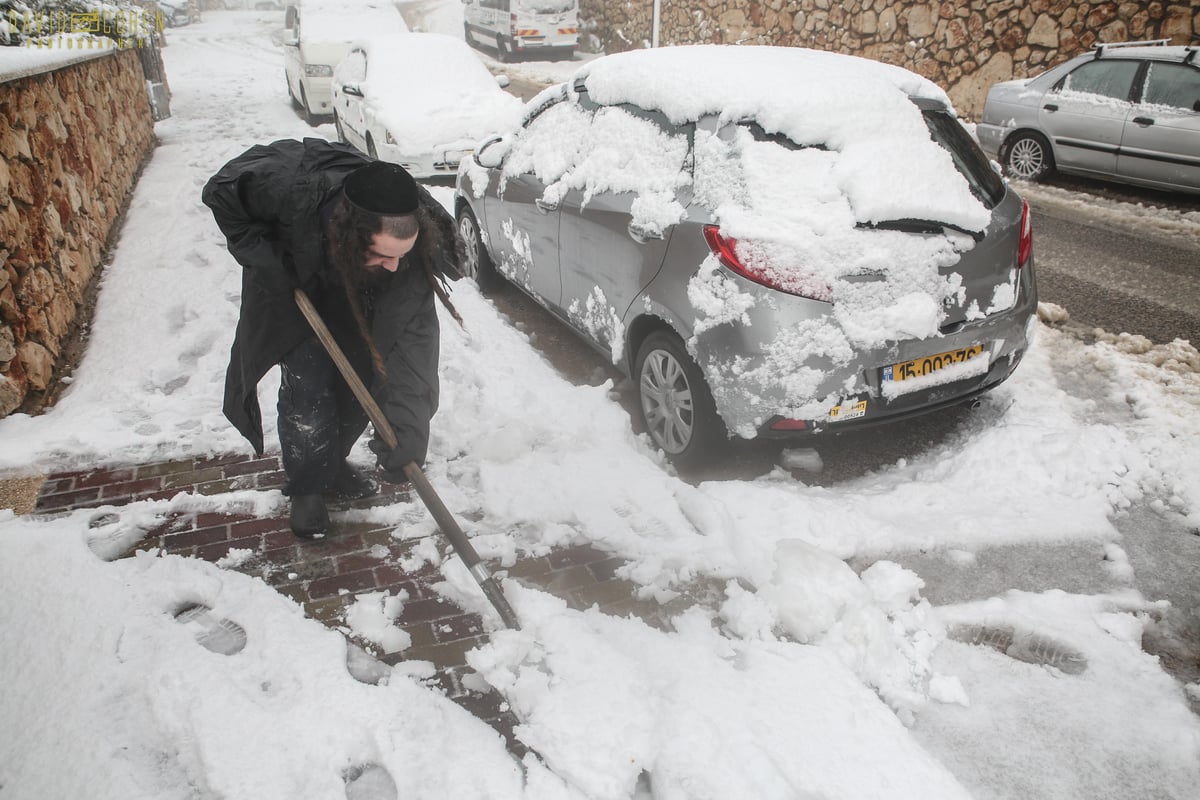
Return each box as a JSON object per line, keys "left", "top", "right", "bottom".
{"left": 355, "top": 34, "right": 522, "bottom": 154}
{"left": 574, "top": 45, "right": 990, "bottom": 233}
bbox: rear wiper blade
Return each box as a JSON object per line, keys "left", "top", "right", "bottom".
{"left": 857, "top": 218, "right": 985, "bottom": 242}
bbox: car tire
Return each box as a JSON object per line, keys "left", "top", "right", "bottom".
{"left": 299, "top": 85, "right": 318, "bottom": 126}
{"left": 366, "top": 134, "right": 378, "bottom": 161}
{"left": 456, "top": 206, "right": 502, "bottom": 293}
{"left": 287, "top": 73, "right": 301, "bottom": 109}
{"left": 496, "top": 36, "right": 513, "bottom": 63}
{"left": 634, "top": 331, "right": 726, "bottom": 467}
{"left": 334, "top": 112, "right": 346, "bottom": 144}
{"left": 463, "top": 23, "right": 472, "bottom": 45}
{"left": 1003, "top": 131, "right": 1054, "bottom": 182}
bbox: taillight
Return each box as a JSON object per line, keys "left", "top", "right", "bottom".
{"left": 510, "top": 13, "right": 518, "bottom": 35}
{"left": 702, "top": 225, "right": 831, "bottom": 302}
{"left": 1017, "top": 198, "right": 1032, "bottom": 268}
{"left": 770, "top": 418, "right": 809, "bottom": 431}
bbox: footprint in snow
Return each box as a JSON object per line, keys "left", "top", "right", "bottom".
{"left": 949, "top": 623, "right": 1088, "bottom": 674}
{"left": 346, "top": 642, "right": 391, "bottom": 686}
{"left": 344, "top": 763, "right": 398, "bottom": 800}
{"left": 174, "top": 603, "right": 247, "bottom": 656}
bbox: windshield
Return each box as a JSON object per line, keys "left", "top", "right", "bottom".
{"left": 922, "top": 110, "right": 1005, "bottom": 209}
{"left": 516, "top": 0, "right": 575, "bottom": 13}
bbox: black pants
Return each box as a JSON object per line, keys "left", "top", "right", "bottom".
{"left": 277, "top": 337, "right": 370, "bottom": 496}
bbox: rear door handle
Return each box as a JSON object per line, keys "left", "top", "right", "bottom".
{"left": 1132, "top": 116, "right": 1155, "bottom": 126}
{"left": 534, "top": 198, "right": 559, "bottom": 214}
{"left": 1043, "top": 103, "right": 1058, "bottom": 112}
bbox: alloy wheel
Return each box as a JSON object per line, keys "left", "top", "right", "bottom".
{"left": 457, "top": 213, "right": 480, "bottom": 281}
{"left": 639, "top": 348, "right": 695, "bottom": 454}
{"left": 1008, "top": 136, "right": 1046, "bottom": 180}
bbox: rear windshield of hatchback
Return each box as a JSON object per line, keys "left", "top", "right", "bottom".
{"left": 923, "top": 111, "right": 1006, "bottom": 209}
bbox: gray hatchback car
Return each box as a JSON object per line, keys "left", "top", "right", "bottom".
{"left": 455, "top": 46, "right": 1038, "bottom": 465}
{"left": 976, "top": 41, "right": 1200, "bottom": 193}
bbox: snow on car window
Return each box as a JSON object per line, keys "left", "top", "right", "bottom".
{"left": 693, "top": 124, "right": 973, "bottom": 348}
{"left": 502, "top": 101, "right": 690, "bottom": 234}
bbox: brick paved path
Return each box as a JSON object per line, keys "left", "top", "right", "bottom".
{"left": 34, "top": 452, "right": 664, "bottom": 754}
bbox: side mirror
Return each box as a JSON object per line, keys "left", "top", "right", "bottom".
{"left": 495, "top": 74, "right": 510, "bottom": 89}
{"left": 474, "top": 135, "right": 508, "bottom": 169}
{"left": 283, "top": 31, "right": 299, "bottom": 46}
{"left": 341, "top": 84, "right": 364, "bottom": 98}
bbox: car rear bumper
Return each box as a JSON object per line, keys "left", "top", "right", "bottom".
{"left": 694, "top": 263, "right": 1038, "bottom": 441}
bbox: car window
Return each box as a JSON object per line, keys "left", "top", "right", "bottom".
{"left": 503, "top": 98, "right": 690, "bottom": 230}
{"left": 1142, "top": 62, "right": 1200, "bottom": 111}
{"left": 516, "top": 0, "right": 574, "bottom": 12}
{"left": 1058, "top": 59, "right": 1140, "bottom": 101}
{"left": 923, "top": 111, "right": 1005, "bottom": 209}
{"left": 341, "top": 51, "right": 366, "bottom": 84}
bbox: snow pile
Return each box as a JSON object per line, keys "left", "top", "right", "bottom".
{"left": 467, "top": 585, "right": 972, "bottom": 800}
{"left": 344, "top": 589, "right": 411, "bottom": 654}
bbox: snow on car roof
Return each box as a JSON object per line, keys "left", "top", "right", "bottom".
{"left": 573, "top": 45, "right": 990, "bottom": 234}
{"left": 299, "top": 0, "right": 409, "bottom": 43}
{"left": 349, "top": 34, "right": 522, "bottom": 153}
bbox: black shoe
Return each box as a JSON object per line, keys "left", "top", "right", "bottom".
{"left": 325, "top": 462, "right": 380, "bottom": 502}
{"left": 290, "top": 494, "right": 330, "bottom": 539}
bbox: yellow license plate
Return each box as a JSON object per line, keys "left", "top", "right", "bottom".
{"left": 884, "top": 345, "right": 984, "bottom": 382}
{"left": 829, "top": 399, "right": 867, "bottom": 422}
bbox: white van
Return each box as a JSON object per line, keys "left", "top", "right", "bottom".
{"left": 283, "top": 1, "right": 408, "bottom": 124}
{"left": 461, "top": 0, "right": 578, "bottom": 62}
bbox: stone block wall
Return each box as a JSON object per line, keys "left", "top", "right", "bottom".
{"left": 579, "top": 1, "right": 1200, "bottom": 118}
{"left": 0, "top": 49, "right": 156, "bottom": 417}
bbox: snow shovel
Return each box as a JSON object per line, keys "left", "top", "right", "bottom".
{"left": 294, "top": 288, "right": 520, "bottom": 630}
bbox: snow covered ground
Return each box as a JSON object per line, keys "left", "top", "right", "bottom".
{"left": 2, "top": 8, "right": 1200, "bottom": 799}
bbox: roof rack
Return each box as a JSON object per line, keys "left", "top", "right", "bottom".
{"left": 1092, "top": 39, "right": 1170, "bottom": 58}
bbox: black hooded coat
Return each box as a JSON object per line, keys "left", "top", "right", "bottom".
{"left": 202, "top": 138, "right": 460, "bottom": 469}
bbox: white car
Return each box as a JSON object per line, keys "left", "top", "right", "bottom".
{"left": 461, "top": 0, "right": 579, "bottom": 62}
{"left": 332, "top": 34, "right": 523, "bottom": 178}
{"left": 283, "top": 0, "right": 409, "bottom": 124}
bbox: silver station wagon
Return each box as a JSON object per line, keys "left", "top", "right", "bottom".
{"left": 455, "top": 46, "right": 1038, "bottom": 465}
{"left": 976, "top": 41, "right": 1200, "bottom": 193}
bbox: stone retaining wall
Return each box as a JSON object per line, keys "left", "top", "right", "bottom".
{"left": 579, "top": 1, "right": 1200, "bottom": 117}
{"left": 0, "top": 49, "right": 156, "bottom": 417}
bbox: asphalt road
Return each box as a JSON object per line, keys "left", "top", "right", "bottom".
{"left": 1030, "top": 202, "right": 1200, "bottom": 346}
